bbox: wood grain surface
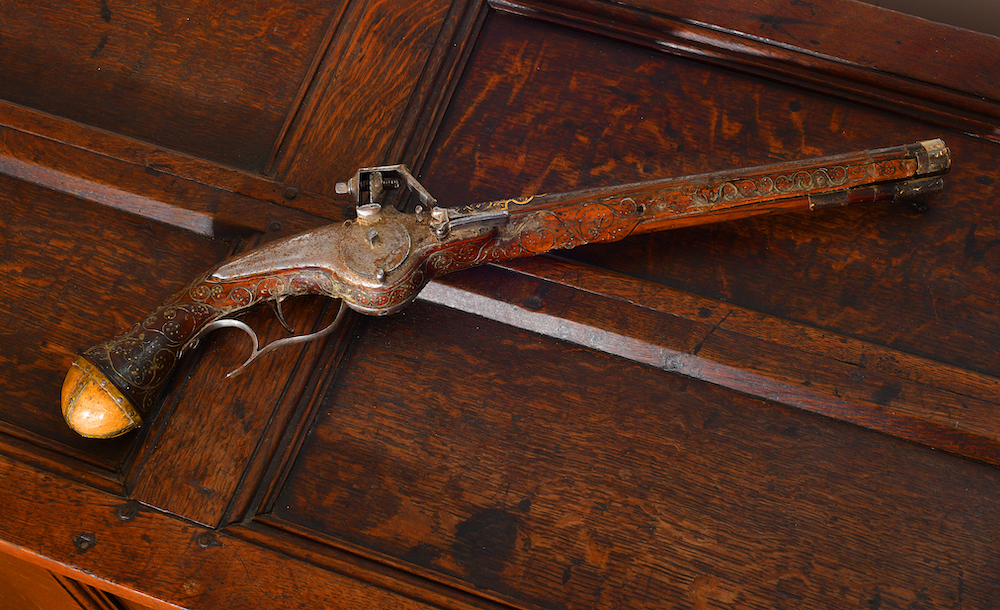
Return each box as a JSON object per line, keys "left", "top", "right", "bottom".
{"left": 265, "top": 10, "right": 1000, "bottom": 609}
{"left": 0, "top": 452, "right": 470, "bottom": 610}
{"left": 274, "top": 0, "right": 475, "bottom": 193}
{"left": 125, "top": 294, "right": 352, "bottom": 527}
{"left": 500, "top": 0, "right": 1000, "bottom": 109}
{"left": 1, "top": 0, "right": 999, "bottom": 608}
{"left": 0, "top": 552, "right": 87, "bottom": 610}
{"left": 0, "top": 1, "right": 341, "bottom": 170}
{"left": 0, "top": 173, "right": 228, "bottom": 469}
{"left": 120, "top": 0, "right": 487, "bottom": 529}
{"left": 421, "top": 14, "right": 1000, "bottom": 379}
{"left": 419, "top": 263, "right": 1000, "bottom": 465}
{"left": 275, "top": 297, "right": 1000, "bottom": 608}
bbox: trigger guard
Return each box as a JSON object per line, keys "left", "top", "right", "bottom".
{"left": 185, "top": 318, "right": 260, "bottom": 357}
{"left": 225, "top": 299, "right": 349, "bottom": 378}
{"left": 181, "top": 300, "right": 349, "bottom": 378}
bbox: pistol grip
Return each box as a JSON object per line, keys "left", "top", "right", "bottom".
{"left": 62, "top": 299, "right": 222, "bottom": 438}
{"left": 62, "top": 265, "right": 344, "bottom": 438}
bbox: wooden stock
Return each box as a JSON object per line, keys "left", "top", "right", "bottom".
{"left": 62, "top": 139, "right": 950, "bottom": 438}
{"left": 62, "top": 268, "right": 340, "bottom": 438}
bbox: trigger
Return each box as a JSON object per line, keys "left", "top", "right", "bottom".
{"left": 270, "top": 297, "right": 296, "bottom": 334}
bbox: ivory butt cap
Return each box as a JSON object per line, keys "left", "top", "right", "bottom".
{"left": 61, "top": 356, "right": 141, "bottom": 438}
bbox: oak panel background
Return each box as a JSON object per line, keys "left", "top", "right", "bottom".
{"left": 422, "top": 13, "right": 1000, "bottom": 377}
{"left": 277, "top": 298, "right": 999, "bottom": 609}
{"left": 0, "top": 0, "right": 998, "bottom": 608}
{"left": 0, "top": 0, "right": 342, "bottom": 169}
{"left": 267, "top": 10, "right": 1000, "bottom": 609}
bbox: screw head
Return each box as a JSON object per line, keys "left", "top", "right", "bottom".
{"left": 115, "top": 502, "right": 138, "bottom": 521}
{"left": 73, "top": 533, "right": 97, "bottom": 553}
{"left": 282, "top": 187, "right": 299, "bottom": 200}
{"left": 195, "top": 532, "right": 220, "bottom": 549}
{"left": 356, "top": 203, "right": 382, "bottom": 225}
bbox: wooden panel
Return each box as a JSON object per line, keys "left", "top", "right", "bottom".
{"left": 0, "top": 99, "right": 346, "bottom": 231}
{"left": 0, "top": 453, "right": 464, "bottom": 610}
{"left": 264, "top": 10, "right": 1000, "bottom": 609}
{"left": 419, "top": 264, "right": 1000, "bottom": 465}
{"left": 0, "top": 0, "right": 998, "bottom": 609}
{"left": 0, "top": 0, "right": 343, "bottom": 170}
{"left": 497, "top": 0, "right": 1000, "bottom": 150}
{"left": 562, "top": 137, "right": 1000, "bottom": 377}
{"left": 274, "top": 0, "right": 484, "bottom": 194}
{"left": 51, "top": 572, "right": 158, "bottom": 610}
{"left": 0, "top": 173, "right": 228, "bottom": 470}
{"left": 0, "top": 100, "right": 331, "bottom": 493}
{"left": 420, "top": 13, "right": 1000, "bottom": 379}
{"left": 273, "top": 298, "right": 1000, "bottom": 608}
{"left": 503, "top": 0, "right": 1000, "bottom": 110}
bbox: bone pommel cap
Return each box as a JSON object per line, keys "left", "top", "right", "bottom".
{"left": 61, "top": 356, "right": 142, "bottom": 438}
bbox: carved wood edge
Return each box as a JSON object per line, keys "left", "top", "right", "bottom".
{"left": 1, "top": 538, "right": 174, "bottom": 610}
{"left": 502, "top": 257, "right": 1000, "bottom": 403}
{"left": 0, "top": 421, "right": 124, "bottom": 495}
{"left": 237, "top": 517, "right": 543, "bottom": 610}
{"left": 0, "top": 453, "right": 469, "bottom": 610}
{"left": 616, "top": 0, "right": 1000, "bottom": 101}
{"left": 491, "top": 0, "right": 1000, "bottom": 142}
{"left": 220, "top": 309, "right": 362, "bottom": 527}
{"left": 50, "top": 572, "right": 136, "bottom": 610}
{"left": 0, "top": 100, "right": 344, "bottom": 232}
{"left": 420, "top": 257, "right": 1000, "bottom": 466}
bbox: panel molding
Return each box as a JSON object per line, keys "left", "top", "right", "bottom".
{"left": 272, "top": 0, "right": 488, "bottom": 195}
{"left": 0, "top": 453, "right": 463, "bottom": 610}
{"left": 492, "top": 0, "right": 1000, "bottom": 141}
{"left": 236, "top": 518, "right": 530, "bottom": 610}
{"left": 0, "top": 100, "right": 338, "bottom": 235}
{"left": 422, "top": 259, "right": 1000, "bottom": 465}
{"left": 0, "top": 423, "right": 123, "bottom": 496}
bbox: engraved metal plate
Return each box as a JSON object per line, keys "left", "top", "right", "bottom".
{"left": 339, "top": 218, "right": 411, "bottom": 280}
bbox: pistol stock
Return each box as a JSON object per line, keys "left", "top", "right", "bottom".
{"left": 62, "top": 139, "right": 950, "bottom": 438}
